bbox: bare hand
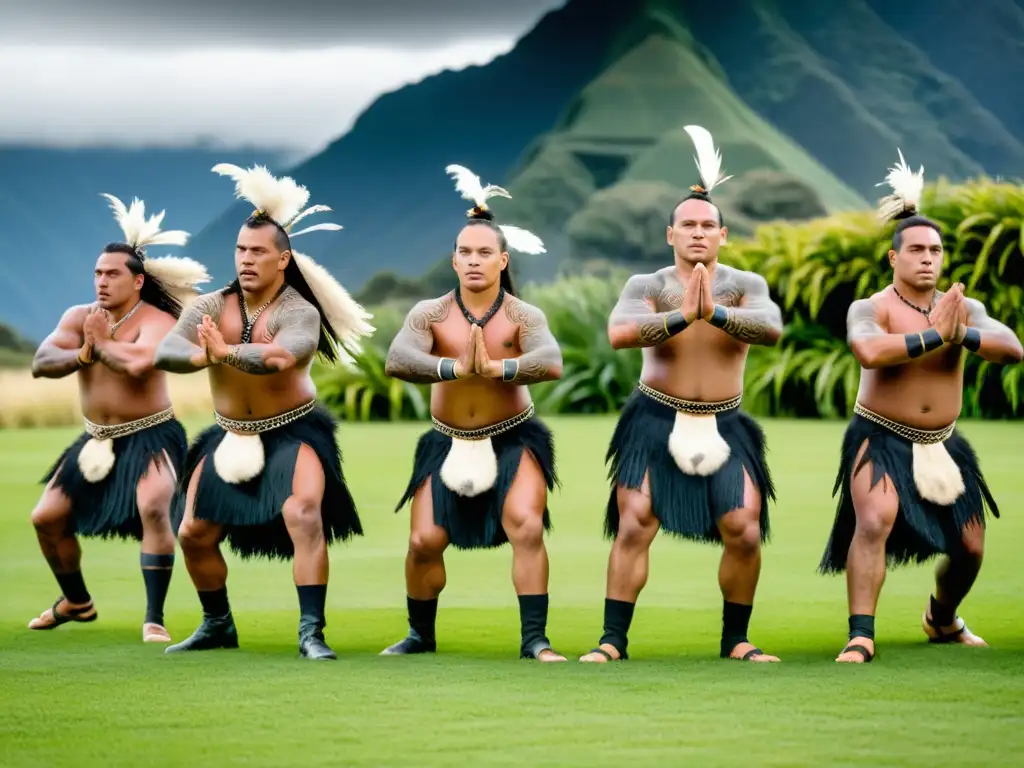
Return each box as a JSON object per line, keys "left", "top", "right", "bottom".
{"left": 82, "top": 306, "right": 110, "bottom": 345}
{"left": 197, "top": 315, "right": 229, "bottom": 363}
{"left": 699, "top": 263, "right": 715, "bottom": 321}
{"left": 452, "top": 326, "right": 477, "bottom": 378}
{"left": 930, "top": 284, "right": 962, "bottom": 342}
{"left": 681, "top": 266, "right": 704, "bottom": 324}
{"left": 472, "top": 324, "right": 502, "bottom": 379}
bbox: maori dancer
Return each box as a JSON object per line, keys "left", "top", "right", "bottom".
{"left": 154, "top": 164, "right": 374, "bottom": 660}
{"left": 28, "top": 194, "right": 210, "bottom": 643}
{"left": 579, "top": 126, "right": 783, "bottom": 664}
{"left": 380, "top": 164, "right": 565, "bottom": 661}
{"left": 820, "top": 150, "right": 1022, "bottom": 663}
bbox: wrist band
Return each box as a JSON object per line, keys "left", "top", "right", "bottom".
{"left": 437, "top": 357, "right": 458, "bottom": 381}
{"left": 224, "top": 345, "right": 239, "bottom": 366}
{"left": 708, "top": 305, "right": 728, "bottom": 328}
{"left": 961, "top": 327, "right": 981, "bottom": 352}
{"left": 905, "top": 332, "right": 924, "bottom": 358}
{"left": 663, "top": 311, "right": 688, "bottom": 337}
{"left": 502, "top": 358, "right": 519, "bottom": 382}
{"left": 922, "top": 327, "right": 943, "bottom": 352}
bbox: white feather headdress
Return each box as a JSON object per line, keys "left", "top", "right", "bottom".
{"left": 445, "top": 164, "right": 546, "bottom": 254}
{"left": 211, "top": 163, "right": 374, "bottom": 361}
{"left": 875, "top": 148, "right": 925, "bottom": 223}
{"left": 683, "top": 125, "right": 733, "bottom": 195}
{"left": 101, "top": 193, "right": 211, "bottom": 303}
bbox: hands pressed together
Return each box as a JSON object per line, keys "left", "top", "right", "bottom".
{"left": 452, "top": 324, "right": 504, "bottom": 380}
{"left": 78, "top": 305, "right": 111, "bottom": 365}
{"left": 196, "top": 314, "right": 230, "bottom": 364}
{"left": 680, "top": 263, "right": 717, "bottom": 324}
{"left": 929, "top": 282, "right": 967, "bottom": 344}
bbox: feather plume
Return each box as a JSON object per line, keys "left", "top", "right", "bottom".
{"left": 212, "top": 163, "right": 310, "bottom": 227}
{"left": 285, "top": 204, "right": 334, "bottom": 231}
{"left": 101, "top": 193, "right": 189, "bottom": 250}
{"left": 445, "top": 164, "right": 511, "bottom": 208}
{"left": 683, "top": 125, "right": 733, "bottom": 193}
{"left": 875, "top": 148, "right": 925, "bottom": 222}
{"left": 289, "top": 223, "right": 343, "bottom": 238}
{"left": 291, "top": 251, "right": 375, "bottom": 363}
{"left": 499, "top": 225, "right": 546, "bottom": 255}
{"left": 143, "top": 255, "right": 212, "bottom": 303}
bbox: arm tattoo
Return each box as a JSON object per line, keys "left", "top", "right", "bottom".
{"left": 846, "top": 299, "right": 884, "bottom": 343}
{"left": 223, "top": 289, "right": 321, "bottom": 374}
{"left": 707, "top": 269, "right": 782, "bottom": 346}
{"left": 503, "top": 299, "right": 562, "bottom": 384}
{"left": 153, "top": 292, "right": 225, "bottom": 373}
{"left": 610, "top": 273, "right": 689, "bottom": 346}
{"left": 384, "top": 295, "right": 453, "bottom": 383}
{"left": 959, "top": 297, "right": 1024, "bottom": 364}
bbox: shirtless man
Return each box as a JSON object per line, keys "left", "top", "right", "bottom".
{"left": 27, "top": 193, "right": 209, "bottom": 643}
{"left": 380, "top": 164, "right": 565, "bottom": 661}
{"left": 579, "top": 126, "right": 783, "bottom": 664}
{"left": 819, "top": 151, "right": 1022, "bottom": 663}
{"left": 154, "top": 163, "right": 373, "bottom": 660}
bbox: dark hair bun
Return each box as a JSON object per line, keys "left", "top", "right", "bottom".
{"left": 467, "top": 206, "right": 495, "bottom": 222}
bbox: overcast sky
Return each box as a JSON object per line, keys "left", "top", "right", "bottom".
{"left": 0, "top": 0, "right": 565, "bottom": 152}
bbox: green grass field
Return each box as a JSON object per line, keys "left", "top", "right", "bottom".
{"left": 2, "top": 416, "right": 1023, "bottom": 767}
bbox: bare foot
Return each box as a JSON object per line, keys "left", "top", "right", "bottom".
{"left": 143, "top": 623, "right": 172, "bottom": 643}
{"left": 923, "top": 612, "right": 987, "bottom": 646}
{"left": 727, "top": 641, "right": 780, "bottom": 662}
{"left": 536, "top": 648, "right": 567, "bottom": 662}
{"left": 579, "top": 643, "right": 622, "bottom": 663}
{"left": 836, "top": 638, "right": 875, "bottom": 663}
{"left": 28, "top": 598, "right": 96, "bottom": 629}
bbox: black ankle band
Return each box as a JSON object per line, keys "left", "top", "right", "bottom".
{"left": 297, "top": 584, "right": 328, "bottom": 631}
{"left": 408, "top": 597, "right": 438, "bottom": 642}
{"left": 599, "top": 598, "right": 635, "bottom": 656}
{"left": 930, "top": 595, "right": 956, "bottom": 627}
{"left": 518, "top": 593, "right": 549, "bottom": 650}
{"left": 198, "top": 587, "right": 231, "bottom": 619}
{"left": 55, "top": 571, "right": 91, "bottom": 604}
{"left": 848, "top": 614, "right": 875, "bottom": 640}
{"left": 141, "top": 553, "right": 175, "bottom": 569}
{"left": 721, "top": 601, "right": 753, "bottom": 657}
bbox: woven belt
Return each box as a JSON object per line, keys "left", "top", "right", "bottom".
{"left": 84, "top": 407, "right": 174, "bottom": 440}
{"left": 432, "top": 404, "right": 534, "bottom": 441}
{"left": 215, "top": 400, "right": 317, "bottom": 435}
{"left": 854, "top": 402, "right": 954, "bottom": 445}
{"left": 638, "top": 381, "right": 741, "bottom": 415}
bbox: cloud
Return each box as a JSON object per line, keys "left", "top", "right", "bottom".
{"left": 2, "top": 0, "right": 566, "bottom": 47}
{"left": 0, "top": 40, "right": 514, "bottom": 152}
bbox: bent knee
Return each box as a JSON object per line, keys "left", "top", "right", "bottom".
{"left": 960, "top": 523, "right": 985, "bottom": 560}
{"left": 178, "top": 519, "right": 218, "bottom": 551}
{"left": 855, "top": 507, "right": 897, "bottom": 542}
{"left": 282, "top": 497, "right": 323, "bottom": 536}
{"left": 721, "top": 512, "right": 761, "bottom": 555}
{"left": 616, "top": 495, "right": 659, "bottom": 548}
{"left": 505, "top": 508, "right": 546, "bottom": 547}
{"left": 409, "top": 528, "right": 446, "bottom": 560}
{"left": 31, "top": 503, "right": 68, "bottom": 532}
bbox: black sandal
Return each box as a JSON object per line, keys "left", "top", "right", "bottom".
{"left": 30, "top": 596, "right": 97, "bottom": 630}
{"left": 838, "top": 642, "right": 874, "bottom": 663}
{"left": 584, "top": 646, "right": 628, "bottom": 661}
{"left": 924, "top": 613, "right": 966, "bottom": 644}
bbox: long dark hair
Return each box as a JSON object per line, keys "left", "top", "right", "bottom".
{"left": 103, "top": 243, "right": 184, "bottom": 319}
{"left": 225, "top": 215, "right": 342, "bottom": 363}
{"left": 457, "top": 209, "right": 518, "bottom": 297}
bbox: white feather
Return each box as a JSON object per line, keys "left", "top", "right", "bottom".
{"left": 445, "top": 164, "right": 511, "bottom": 207}
{"left": 101, "top": 193, "right": 189, "bottom": 250}
{"left": 291, "top": 251, "right": 375, "bottom": 363}
{"left": 289, "top": 223, "right": 343, "bottom": 238}
{"left": 499, "top": 225, "right": 546, "bottom": 255}
{"left": 285, "top": 204, "right": 334, "bottom": 231}
{"left": 143, "top": 255, "right": 212, "bottom": 303}
{"left": 212, "top": 163, "right": 310, "bottom": 227}
{"left": 875, "top": 148, "right": 925, "bottom": 222}
{"left": 683, "top": 125, "right": 733, "bottom": 193}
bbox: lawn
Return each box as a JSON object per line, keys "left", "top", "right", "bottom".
{"left": 1, "top": 416, "right": 1022, "bottom": 767}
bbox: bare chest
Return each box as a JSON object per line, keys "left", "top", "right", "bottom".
{"left": 882, "top": 302, "right": 965, "bottom": 373}
{"left": 652, "top": 277, "right": 744, "bottom": 312}
{"left": 217, "top": 296, "right": 275, "bottom": 345}
{"left": 432, "top": 313, "right": 519, "bottom": 359}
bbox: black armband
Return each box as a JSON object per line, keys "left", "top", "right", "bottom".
{"left": 960, "top": 327, "right": 981, "bottom": 352}
{"left": 663, "top": 310, "right": 688, "bottom": 337}
{"left": 502, "top": 358, "right": 519, "bottom": 382}
{"left": 905, "top": 332, "right": 924, "bottom": 358}
{"left": 708, "top": 305, "right": 729, "bottom": 329}
{"left": 437, "top": 357, "right": 458, "bottom": 381}
{"left": 922, "top": 327, "right": 943, "bottom": 352}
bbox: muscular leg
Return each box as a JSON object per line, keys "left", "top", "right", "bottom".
{"left": 380, "top": 477, "right": 449, "bottom": 655}
{"left": 923, "top": 521, "right": 987, "bottom": 646}
{"left": 165, "top": 457, "right": 236, "bottom": 654}
{"left": 136, "top": 452, "right": 177, "bottom": 642}
{"left": 27, "top": 473, "right": 97, "bottom": 629}
{"left": 836, "top": 441, "right": 897, "bottom": 663}
{"left": 280, "top": 444, "right": 335, "bottom": 660}
{"left": 717, "top": 470, "right": 778, "bottom": 662}
{"left": 502, "top": 451, "right": 564, "bottom": 662}
{"left": 579, "top": 473, "right": 660, "bottom": 662}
